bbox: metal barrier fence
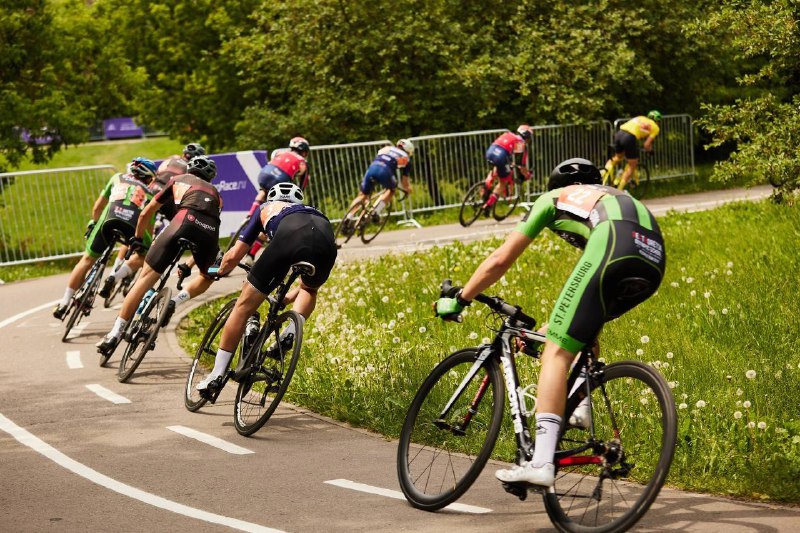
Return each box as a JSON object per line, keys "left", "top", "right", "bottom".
{"left": 0, "top": 165, "right": 117, "bottom": 266}
{"left": 612, "top": 114, "right": 695, "bottom": 180}
{"left": 0, "top": 116, "right": 694, "bottom": 266}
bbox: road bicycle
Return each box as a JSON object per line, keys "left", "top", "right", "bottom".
{"left": 59, "top": 228, "right": 129, "bottom": 343}
{"left": 601, "top": 149, "right": 651, "bottom": 199}
{"left": 459, "top": 166, "right": 527, "bottom": 227}
{"left": 111, "top": 238, "right": 195, "bottom": 380}
{"left": 335, "top": 187, "right": 409, "bottom": 248}
{"left": 184, "top": 261, "right": 311, "bottom": 436}
{"left": 396, "top": 280, "right": 677, "bottom": 533}
{"left": 102, "top": 269, "right": 136, "bottom": 308}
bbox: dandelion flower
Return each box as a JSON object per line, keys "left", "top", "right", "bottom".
{"left": 745, "top": 370, "right": 756, "bottom": 379}
{"left": 670, "top": 282, "right": 679, "bottom": 288}
{"left": 640, "top": 335, "right": 650, "bottom": 344}
{"left": 704, "top": 291, "right": 711, "bottom": 298}
{"left": 727, "top": 261, "right": 734, "bottom": 268}
{"left": 397, "top": 312, "right": 405, "bottom": 319}
{"left": 686, "top": 277, "right": 694, "bottom": 283}
{"left": 734, "top": 411, "right": 743, "bottom": 419}
{"left": 468, "top": 331, "right": 478, "bottom": 340}
{"left": 679, "top": 403, "right": 688, "bottom": 409}
{"left": 393, "top": 337, "right": 400, "bottom": 344}
{"left": 666, "top": 352, "right": 674, "bottom": 359}
{"left": 696, "top": 400, "right": 706, "bottom": 408}
{"left": 381, "top": 296, "right": 389, "bottom": 303}
{"left": 747, "top": 421, "right": 755, "bottom": 429}
{"left": 757, "top": 422, "right": 767, "bottom": 430}
{"left": 736, "top": 388, "right": 743, "bottom": 396}
{"left": 636, "top": 348, "right": 644, "bottom": 356}
{"left": 722, "top": 308, "right": 728, "bottom": 315}
{"left": 482, "top": 337, "right": 491, "bottom": 344}
{"left": 690, "top": 290, "right": 696, "bottom": 297}
{"left": 305, "top": 367, "right": 314, "bottom": 375}
{"left": 743, "top": 400, "right": 751, "bottom": 409}
{"left": 418, "top": 326, "right": 427, "bottom": 333}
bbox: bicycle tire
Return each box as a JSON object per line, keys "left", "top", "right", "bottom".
{"left": 360, "top": 202, "right": 391, "bottom": 244}
{"left": 335, "top": 203, "right": 365, "bottom": 248}
{"left": 628, "top": 163, "right": 650, "bottom": 200}
{"left": 492, "top": 181, "right": 521, "bottom": 221}
{"left": 184, "top": 298, "right": 237, "bottom": 412}
{"left": 233, "top": 310, "right": 304, "bottom": 436}
{"left": 103, "top": 274, "right": 129, "bottom": 308}
{"left": 62, "top": 267, "right": 102, "bottom": 343}
{"left": 397, "top": 348, "right": 504, "bottom": 511}
{"left": 544, "top": 361, "right": 677, "bottom": 533}
{"left": 117, "top": 287, "right": 172, "bottom": 383}
{"left": 458, "top": 182, "right": 487, "bottom": 227}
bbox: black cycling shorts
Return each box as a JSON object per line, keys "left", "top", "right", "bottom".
{"left": 612, "top": 130, "right": 639, "bottom": 160}
{"left": 547, "top": 220, "right": 665, "bottom": 354}
{"left": 145, "top": 209, "right": 220, "bottom": 276}
{"left": 248, "top": 212, "right": 337, "bottom": 296}
{"left": 86, "top": 217, "right": 135, "bottom": 258}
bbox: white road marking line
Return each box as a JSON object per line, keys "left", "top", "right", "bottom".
{"left": 85, "top": 384, "right": 131, "bottom": 404}
{"left": 66, "top": 351, "right": 83, "bottom": 369}
{"left": 0, "top": 414, "right": 283, "bottom": 533}
{"left": 0, "top": 299, "right": 60, "bottom": 329}
{"left": 324, "top": 479, "right": 492, "bottom": 514}
{"left": 68, "top": 322, "right": 91, "bottom": 337}
{"left": 166, "top": 426, "right": 254, "bottom": 455}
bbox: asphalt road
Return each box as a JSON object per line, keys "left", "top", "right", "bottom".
{"left": 2, "top": 184, "right": 798, "bottom": 532}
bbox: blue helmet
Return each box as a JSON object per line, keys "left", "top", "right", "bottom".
{"left": 128, "top": 157, "right": 157, "bottom": 183}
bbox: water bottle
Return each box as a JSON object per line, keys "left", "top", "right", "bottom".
{"left": 136, "top": 288, "right": 155, "bottom": 318}
{"left": 242, "top": 312, "right": 260, "bottom": 354}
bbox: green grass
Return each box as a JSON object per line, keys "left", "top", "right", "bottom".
{"left": 180, "top": 198, "right": 800, "bottom": 502}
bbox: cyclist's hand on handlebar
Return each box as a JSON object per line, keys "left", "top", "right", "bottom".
{"left": 434, "top": 297, "right": 464, "bottom": 323}
{"left": 177, "top": 262, "right": 192, "bottom": 279}
{"left": 83, "top": 219, "right": 96, "bottom": 240}
{"left": 128, "top": 236, "right": 144, "bottom": 254}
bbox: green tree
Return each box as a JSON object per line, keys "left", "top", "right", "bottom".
{"left": 696, "top": 0, "right": 800, "bottom": 196}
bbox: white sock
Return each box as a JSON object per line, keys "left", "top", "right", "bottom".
{"left": 211, "top": 349, "right": 234, "bottom": 378}
{"left": 113, "top": 263, "right": 132, "bottom": 281}
{"left": 531, "top": 413, "right": 562, "bottom": 467}
{"left": 108, "top": 317, "right": 128, "bottom": 339}
{"left": 60, "top": 288, "right": 75, "bottom": 307}
{"left": 171, "top": 290, "right": 191, "bottom": 308}
{"left": 268, "top": 315, "right": 304, "bottom": 349}
{"left": 374, "top": 199, "right": 386, "bottom": 215}
{"left": 113, "top": 258, "right": 123, "bottom": 270}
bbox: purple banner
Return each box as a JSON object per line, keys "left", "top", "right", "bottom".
{"left": 103, "top": 117, "right": 143, "bottom": 139}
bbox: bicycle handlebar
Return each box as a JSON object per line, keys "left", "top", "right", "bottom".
{"left": 440, "top": 279, "right": 536, "bottom": 328}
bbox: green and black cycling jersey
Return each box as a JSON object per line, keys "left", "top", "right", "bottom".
{"left": 517, "top": 184, "right": 666, "bottom": 353}
{"left": 85, "top": 173, "right": 154, "bottom": 258}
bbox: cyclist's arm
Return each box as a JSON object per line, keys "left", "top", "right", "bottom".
{"left": 135, "top": 199, "right": 161, "bottom": 239}
{"left": 217, "top": 241, "right": 249, "bottom": 277}
{"left": 459, "top": 231, "right": 532, "bottom": 301}
{"left": 91, "top": 194, "right": 108, "bottom": 222}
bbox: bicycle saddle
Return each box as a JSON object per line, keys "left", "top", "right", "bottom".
{"left": 177, "top": 238, "right": 199, "bottom": 253}
{"left": 291, "top": 261, "right": 316, "bottom": 277}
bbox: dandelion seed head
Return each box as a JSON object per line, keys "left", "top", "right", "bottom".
{"left": 745, "top": 370, "right": 756, "bottom": 379}
{"left": 418, "top": 326, "right": 427, "bottom": 333}
{"left": 734, "top": 411, "right": 743, "bottom": 419}
{"left": 636, "top": 348, "right": 644, "bottom": 356}
{"left": 743, "top": 400, "right": 751, "bottom": 409}
{"left": 747, "top": 421, "right": 755, "bottom": 429}
{"left": 758, "top": 422, "right": 767, "bottom": 430}
{"left": 696, "top": 400, "right": 706, "bottom": 408}
{"left": 666, "top": 352, "right": 674, "bottom": 359}
{"left": 678, "top": 403, "right": 688, "bottom": 409}
{"left": 640, "top": 335, "right": 650, "bottom": 344}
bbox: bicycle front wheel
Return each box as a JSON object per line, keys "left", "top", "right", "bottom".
{"left": 117, "top": 287, "right": 172, "bottom": 383}
{"left": 335, "top": 203, "right": 365, "bottom": 248}
{"left": 458, "top": 182, "right": 487, "bottom": 227}
{"left": 233, "top": 310, "right": 304, "bottom": 436}
{"left": 62, "top": 271, "right": 100, "bottom": 342}
{"left": 628, "top": 164, "right": 650, "bottom": 200}
{"left": 492, "top": 181, "right": 521, "bottom": 221}
{"left": 397, "top": 348, "right": 504, "bottom": 511}
{"left": 544, "top": 361, "right": 677, "bottom": 533}
{"left": 185, "top": 298, "right": 237, "bottom": 412}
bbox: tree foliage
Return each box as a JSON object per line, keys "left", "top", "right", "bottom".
{"left": 696, "top": 0, "right": 800, "bottom": 196}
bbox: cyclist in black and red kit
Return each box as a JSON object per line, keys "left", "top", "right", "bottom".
{"left": 97, "top": 155, "right": 223, "bottom": 355}
{"left": 196, "top": 182, "right": 337, "bottom": 398}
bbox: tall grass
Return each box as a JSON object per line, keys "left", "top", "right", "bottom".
{"left": 180, "top": 199, "right": 800, "bottom": 501}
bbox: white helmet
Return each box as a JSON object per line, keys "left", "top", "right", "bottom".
{"left": 267, "top": 182, "right": 304, "bottom": 204}
{"left": 397, "top": 138, "right": 415, "bottom": 156}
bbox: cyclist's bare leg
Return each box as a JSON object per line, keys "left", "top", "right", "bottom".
{"left": 113, "top": 245, "right": 128, "bottom": 270}
{"left": 292, "top": 283, "right": 318, "bottom": 318}
{"left": 219, "top": 281, "right": 267, "bottom": 353}
{"left": 67, "top": 254, "right": 98, "bottom": 291}
{"left": 118, "top": 263, "right": 161, "bottom": 322}
{"left": 170, "top": 273, "right": 215, "bottom": 310}
{"left": 347, "top": 192, "right": 369, "bottom": 215}
{"left": 604, "top": 153, "right": 624, "bottom": 174}
{"left": 618, "top": 158, "right": 639, "bottom": 189}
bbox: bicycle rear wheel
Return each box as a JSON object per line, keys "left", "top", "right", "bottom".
{"left": 459, "top": 182, "right": 487, "bottom": 227}
{"left": 360, "top": 201, "right": 391, "bottom": 244}
{"left": 544, "top": 361, "right": 677, "bottom": 533}
{"left": 397, "top": 349, "right": 504, "bottom": 511}
{"left": 233, "top": 310, "right": 303, "bottom": 436}
{"left": 185, "top": 298, "right": 237, "bottom": 412}
{"left": 627, "top": 164, "right": 650, "bottom": 200}
{"left": 62, "top": 269, "right": 101, "bottom": 342}
{"left": 335, "top": 203, "right": 365, "bottom": 248}
{"left": 492, "top": 181, "right": 521, "bottom": 221}
{"left": 117, "top": 287, "right": 171, "bottom": 383}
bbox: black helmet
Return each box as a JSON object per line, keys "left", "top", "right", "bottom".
{"left": 289, "top": 136, "right": 310, "bottom": 156}
{"left": 183, "top": 143, "right": 206, "bottom": 159}
{"left": 547, "top": 158, "right": 601, "bottom": 191}
{"left": 187, "top": 155, "right": 217, "bottom": 182}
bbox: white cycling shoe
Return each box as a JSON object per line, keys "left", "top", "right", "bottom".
{"left": 568, "top": 398, "right": 592, "bottom": 429}
{"left": 196, "top": 373, "right": 219, "bottom": 391}
{"left": 495, "top": 462, "right": 555, "bottom": 487}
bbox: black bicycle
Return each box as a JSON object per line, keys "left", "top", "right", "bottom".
{"left": 184, "top": 261, "right": 310, "bottom": 436}
{"left": 459, "top": 166, "right": 527, "bottom": 227}
{"left": 103, "top": 269, "right": 135, "bottom": 308}
{"left": 396, "top": 280, "right": 677, "bottom": 533}
{"left": 59, "top": 228, "right": 128, "bottom": 343}
{"left": 335, "top": 188, "right": 408, "bottom": 248}
{"left": 111, "top": 238, "right": 195, "bottom": 380}
{"left": 601, "top": 148, "right": 652, "bottom": 199}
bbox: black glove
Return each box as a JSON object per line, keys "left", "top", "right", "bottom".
{"left": 128, "top": 236, "right": 144, "bottom": 254}
{"left": 177, "top": 263, "right": 192, "bottom": 279}
{"left": 83, "top": 220, "right": 96, "bottom": 240}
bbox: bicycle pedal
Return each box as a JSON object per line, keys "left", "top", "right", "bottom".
{"left": 148, "top": 341, "right": 156, "bottom": 351}
{"left": 501, "top": 482, "right": 529, "bottom": 501}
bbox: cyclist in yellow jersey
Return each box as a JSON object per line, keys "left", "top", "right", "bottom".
{"left": 604, "top": 110, "right": 662, "bottom": 191}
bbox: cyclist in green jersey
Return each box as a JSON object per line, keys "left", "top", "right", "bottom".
{"left": 53, "top": 158, "right": 157, "bottom": 319}
{"left": 436, "top": 157, "right": 666, "bottom": 487}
